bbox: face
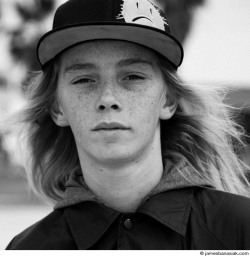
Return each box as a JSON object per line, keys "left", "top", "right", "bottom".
{"left": 54, "top": 40, "right": 176, "bottom": 166}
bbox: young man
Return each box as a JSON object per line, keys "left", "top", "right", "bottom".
{"left": 6, "top": 0, "right": 250, "bottom": 250}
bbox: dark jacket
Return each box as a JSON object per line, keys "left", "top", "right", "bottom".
{"left": 6, "top": 187, "right": 250, "bottom": 250}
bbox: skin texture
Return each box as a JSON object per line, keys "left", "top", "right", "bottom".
{"left": 53, "top": 40, "right": 177, "bottom": 212}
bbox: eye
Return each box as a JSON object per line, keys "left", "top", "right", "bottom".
{"left": 72, "top": 78, "right": 95, "bottom": 84}
{"left": 123, "top": 74, "right": 145, "bottom": 81}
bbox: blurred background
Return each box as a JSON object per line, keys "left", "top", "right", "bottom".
{"left": 1, "top": 0, "right": 250, "bottom": 250}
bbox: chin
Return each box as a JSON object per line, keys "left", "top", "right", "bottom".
{"left": 92, "top": 147, "right": 138, "bottom": 165}
{"left": 100, "top": 151, "right": 133, "bottom": 162}
{"left": 93, "top": 142, "right": 152, "bottom": 166}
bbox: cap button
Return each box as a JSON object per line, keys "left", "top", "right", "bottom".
{"left": 124, "top": 218, "right": 134, "bottom": 230}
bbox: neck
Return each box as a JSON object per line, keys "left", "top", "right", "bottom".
{"left": 78, "top": 132, "right": 163, "bottom": 213}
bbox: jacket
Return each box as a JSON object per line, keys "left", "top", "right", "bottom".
{"left": 6, "top": 186, "right": 250, "bottom": 250}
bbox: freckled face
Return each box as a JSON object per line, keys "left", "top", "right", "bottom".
{"left": 56, "top": 40, "right": 167, "bottom": 165}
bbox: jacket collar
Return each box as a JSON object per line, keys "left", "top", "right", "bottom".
{"left": 138, "top": 187, "right": 194, "bottom": 236}
{"left": 63, "top": 187, "right": 195, "bottom": 249}
{"left": 64, "top": 201, "right": 120, "bottom": 250}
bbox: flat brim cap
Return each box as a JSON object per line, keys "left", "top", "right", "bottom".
{"left": 37, "top": 0, "right": 184, "bottom": 70}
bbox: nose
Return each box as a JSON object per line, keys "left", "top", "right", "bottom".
{"left": 96, "top": 81, "right": 122, "bottom": 112}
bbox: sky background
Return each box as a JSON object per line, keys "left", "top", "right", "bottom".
{"left": 178, "top": 0, "right": 250, "bottom": 87}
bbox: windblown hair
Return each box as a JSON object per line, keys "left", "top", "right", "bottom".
{"left": 20, "top": 55, "right": 250, "bottom": 202}
{"left": 159, "top": 57, "right": 250, "bottom": 196}
{"left": 20, "top": 60, "right": 81, "bottom": 201}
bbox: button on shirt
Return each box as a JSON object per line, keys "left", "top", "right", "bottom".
{"left": 63, "top": 188, "right": 194, "bottom": 250}
{"left": 123, "top": 218, "right": 133, "bottom": 230}
{"left": 6, "top": 187, "right": 250, "bottom": 250}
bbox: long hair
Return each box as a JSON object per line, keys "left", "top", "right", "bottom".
{"left": 20, "top": 54, "right": 250, "bottom": 202}
{"left": 159, "top": 56, "right": 250, "bottom": 196}
{"left": 20, "top": 60, "right": 81, "bottom": 201}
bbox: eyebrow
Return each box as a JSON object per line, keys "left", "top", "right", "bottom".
{"left": 117, "top": 58, "right": 154, "bottom": 68}
{"left": 63, "top": 58, "right": 154, "bottom": 75}
{"left": 63, "top": 63, "right": 97, "bottom": 75}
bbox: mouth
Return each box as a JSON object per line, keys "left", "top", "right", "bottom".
{"left": 92, "top": 122, "right": 130, "bottom": 131}
{"left": 132, "top": 16, "right": 153, "bottom": 23}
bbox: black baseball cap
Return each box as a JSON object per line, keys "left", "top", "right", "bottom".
{"left": 37, "top": 0, "right": 184, "bottom": 70}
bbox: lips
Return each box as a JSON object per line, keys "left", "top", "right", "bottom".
{"left": 132, "top": 16, "right": 153, "bottom": 23}
{"left": 92, "top": 122, "right": 130, "bottom": 131}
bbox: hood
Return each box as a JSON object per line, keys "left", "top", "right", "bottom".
{"left": 54, "top": 159, "right": 211, "bottom": 209}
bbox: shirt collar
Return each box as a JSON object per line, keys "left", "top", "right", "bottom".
{"left": 63, "top": 187, "right": 194, "bottom": 249}
{"left": 64, "top": 201, "right": 120, "bottom": 250}
{"left": 138, "top": 187, "right": 194, "bottom": 236}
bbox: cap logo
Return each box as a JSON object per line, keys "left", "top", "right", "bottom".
{"left": 117, "top": 0, "right": 168, "bottom": 30}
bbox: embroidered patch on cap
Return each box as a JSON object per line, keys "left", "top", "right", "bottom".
{"left": 117, "top": 0, "right": 168, "bottom": 30}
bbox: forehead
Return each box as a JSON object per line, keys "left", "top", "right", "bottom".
{"left": 58, "top": 40, "right": 160, "bottom": 67}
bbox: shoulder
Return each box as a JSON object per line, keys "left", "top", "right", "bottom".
{"left": 6, "top": 208, "right": 76, "bottom": 250}
{"left": 191, "top": 187, "right": 250, "bottom": 249}
{"left": 193, "top": 187, "right": 250, "bottom": 220}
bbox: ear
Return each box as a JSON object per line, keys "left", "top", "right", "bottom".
{"left": 159, "top": 92, "right": 177, "bottom": 120}
{"left": 49, "top": 99, "right": 69, "bottom": 127}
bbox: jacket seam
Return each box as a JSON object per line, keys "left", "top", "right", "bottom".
{"left": 191, "top": 205, "right": 229, "bottom": 250}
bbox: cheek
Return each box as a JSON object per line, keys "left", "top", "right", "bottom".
{"left": 125, "top": 84, "right": 159, "bottom": 112}
{"left": 129, "top": 93, "right": 160, "bottom": 128}
{"left": 59, "top": 90, "right": 94, "bottom": 128}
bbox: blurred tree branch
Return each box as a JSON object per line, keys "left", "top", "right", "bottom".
{"left": 156, "top": 0, "right": 205, "bottom": 43}
{"left": 10, "top": 0, "right": 55, "bottom": 71}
